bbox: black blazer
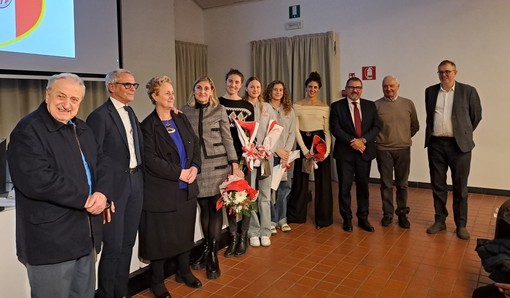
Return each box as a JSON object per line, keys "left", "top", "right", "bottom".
{"left": 425, "top": 81, "right": 482, "bottom": 152}
{"left": 330, "top": 98, "right": 381, "bottom": 161}
{"left": 86, "top": 98, "right": 144, "bottom": 201}
{"left": 140, "top": 110, "right": 201, "bottom": 212}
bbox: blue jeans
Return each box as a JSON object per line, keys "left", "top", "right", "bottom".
{"left": 271, "top": 157, "right": 292, "bottom": 226}
{"left": 248, "top": 166, "right": 273, "bottom": 238}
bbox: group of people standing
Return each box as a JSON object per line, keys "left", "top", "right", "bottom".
{"left": 7, "top": 59, "right": 481, "bottom": 298}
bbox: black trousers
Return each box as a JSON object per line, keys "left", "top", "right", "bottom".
{"left": 96, "top": 171, "right": 143, "bottom": 298}
{"left": 287, "top": 130, "right": 333, "bottom": 227}
{"left": 427, "top": 137, "right": 471, "bottom": 227}
{"left": 336, "top": 156, "right": 372, "bottom": 223}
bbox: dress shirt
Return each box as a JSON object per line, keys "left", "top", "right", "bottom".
{"left": 384, "top": 94, "right": 398, "bottom": 102}
{"left": 348, "top": 98, "right": 363, "bottom": 123}
{"left": 110, "top": 97, "right": 138, "bottom": 168}
{"left": 432, "top": 84, "right": 455, "bottom": 137}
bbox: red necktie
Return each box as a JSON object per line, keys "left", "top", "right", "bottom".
{"left": 353, "top": 101, "right": 362, "bottom": 138}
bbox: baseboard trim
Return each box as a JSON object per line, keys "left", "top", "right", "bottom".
{"left": 368, "top": 178, "right": 510, "bottom": 197}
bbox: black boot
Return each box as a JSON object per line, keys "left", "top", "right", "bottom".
{"left": 190, "top": 234, "right": 209, "bottom": 270}
{"left": 396, "top": 207, "right": 411, "bottom": 229}
{"left": 235, "top": 233, "right": 248, "bottom": 257}
{"left": 206, "top": 239, "right": 221, "bottom": 279}
{"left": 224, "top": 233, "right": 238, "bottom": 258}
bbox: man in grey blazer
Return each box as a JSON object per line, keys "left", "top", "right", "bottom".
{"left": 425, "top": 60, "right": 482, "bottom": 240}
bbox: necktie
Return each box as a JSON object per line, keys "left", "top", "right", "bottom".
{"left": 124, "top": 106, "right": 142, "bottom": 165}
{"left": 352, "top": 101, "right": 362, "bottom": 138}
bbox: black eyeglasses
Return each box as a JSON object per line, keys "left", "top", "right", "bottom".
{"left": 114, "top": 82, "right": 140, "bottom": 90}
{"left": 437, "top": 70, "right": 455, "bottom": 75}
{"left": 346, "top": 86, "right": 362, "bottom": 90}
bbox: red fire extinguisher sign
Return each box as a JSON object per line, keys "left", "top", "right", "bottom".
{"left": 362, "top": 66, "right": 376, "bottom": 80}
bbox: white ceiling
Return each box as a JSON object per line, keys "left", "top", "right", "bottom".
{"left": 192, "top": 0, "right": 262, "bottom": 9}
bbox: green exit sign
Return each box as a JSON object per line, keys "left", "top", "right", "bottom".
{"left": 289, "top": 5, "right": 300, "bottom": 19}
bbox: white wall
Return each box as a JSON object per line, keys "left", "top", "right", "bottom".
{"left": 121, "top": 0, "right": 177, "bottom": 121}
{"left": 190, "top": 0, "right": 510, "bottom": 190}
{"left": 175, "top": 0, "right": 205, "bottom": 43}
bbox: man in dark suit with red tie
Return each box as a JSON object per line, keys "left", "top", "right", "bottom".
{"left": 87, "top": 69, "right": 144, "bottom": 298}
{"left": 425, "top": 60, "right": 482, "bottom": 240}
{"left": 330, "top": 77, "right": 381, "bottom": 233}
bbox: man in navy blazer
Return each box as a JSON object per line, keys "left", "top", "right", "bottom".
{"left": 330, "top": 77, "right": 381, "bottom": 233}
{"left": 425, "top": 60, "right": 482, "bottom": 240}
{"left": 87, "top": 69, "right": 144, "bottom": 298}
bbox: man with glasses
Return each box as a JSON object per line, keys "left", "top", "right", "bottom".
{"left": 330, "top": 77, "right": 381, "bottom": 233}
{"left": 87, "top": 69, "right": 144, "bottom": 297}
{"left": 425, "top": 60, "right": 482, "bottom": 240}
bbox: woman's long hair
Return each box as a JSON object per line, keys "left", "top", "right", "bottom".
{"left": 263, "top": 80, "right": 292, "bottom": 116}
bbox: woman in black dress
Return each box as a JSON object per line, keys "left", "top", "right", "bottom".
{"left": 139, "top": 75, "right": 202, "bottom": 298}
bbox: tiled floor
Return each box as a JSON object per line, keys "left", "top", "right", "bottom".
{"left": 134, "top": 182, "right": 507, "bottom": 297}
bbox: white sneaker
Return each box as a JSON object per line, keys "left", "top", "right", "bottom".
{"left": 271, "top": 226, "right": 277, "bottom": 235}
{"left": 260, "top": 236, "right": 271, "bottom": 247}
{"left": 249, "top": 236, "right": 260, "bottom": 247}
{"left": 280, "top": 223, "right": 292, "bottom": 232}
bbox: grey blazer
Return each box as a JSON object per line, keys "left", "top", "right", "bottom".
{"left": 182, "top": 104, "right": 238, "bottom": 197}
{"left": 425, "top": 81, "right": 482, "bottom": 152}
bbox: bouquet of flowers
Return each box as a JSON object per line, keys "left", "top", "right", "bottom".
{"left": 234, "top": 120, "right": 260, "bottom": 172}
{"left": 258, "top": 120, "right": 283, "bottom": 176}
{"left": 216, "top": 175, "right": 259, "bottom": 217}
{"left": 302, "top": 135, "right": 327, "bottom": 174}
{"left": 234, "top": 119, "right": 283, "bottom": 174}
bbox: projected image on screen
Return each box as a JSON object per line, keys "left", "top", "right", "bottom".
{"left": 0, "top": 0, "right": 75, "bottom": 58}
{"left": 0, "top": 0, "right": 119, "bottom": 77}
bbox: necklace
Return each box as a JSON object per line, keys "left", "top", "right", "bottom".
{"left": 164, "top": 121, "right": 176, "bottom": 134}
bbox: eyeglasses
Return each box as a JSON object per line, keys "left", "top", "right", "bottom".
{"left": 114, "top": 82, "right": 140, "bottom": 90}
{"left": 346, "top": 86, "right": 362, "bottom": 90}
{"left": 437, "top": 70, "right": 455, "bottom": 75}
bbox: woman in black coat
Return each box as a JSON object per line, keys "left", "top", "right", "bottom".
{"left": 139, "top": 76, "right": 202, "bottom": 298}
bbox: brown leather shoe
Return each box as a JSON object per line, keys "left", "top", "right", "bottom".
{"left": 456, "top": 227, "right": 470, "bottom": 240}
{"left": 426, "top": 222, "right": 446, "bottom": 234}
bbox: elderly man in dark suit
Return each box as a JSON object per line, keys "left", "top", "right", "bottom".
{"left": 87, "top": 69, "right": 144, "bottom": 298}
{"left": 330, "top": 77, "right": 381, "bottom": 233}
{"left": 425, "top": 60, "right": 482, "bottom": 240}
{"left": 8, "top": 73, "right": 113, "bottom": 297}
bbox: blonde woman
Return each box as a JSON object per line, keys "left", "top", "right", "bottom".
{"left": 139, "top": 76, "right": 202, "bottom": 297}
{"left": 181, "top": 76, "right": 241, "bottom": 279}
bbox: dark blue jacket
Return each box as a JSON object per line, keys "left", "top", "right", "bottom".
{"left": 8, "top": 102, "right": 112, "bottom": 265}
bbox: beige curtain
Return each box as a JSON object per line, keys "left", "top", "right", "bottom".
{"left": 250, "top": 31, "right": 338, "bottom": 103}
{"left": 251, "top": 37, "right": 292, "bottom": 90}
{"left": 175, "top": 41, "right": 208, "bottom": 108}
{"left": 0, "top": 78, "right": 108, "bottom": 139}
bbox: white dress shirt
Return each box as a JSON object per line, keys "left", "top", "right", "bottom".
{"left": 110, "top": 97, "right": 138, "bottom": 168}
